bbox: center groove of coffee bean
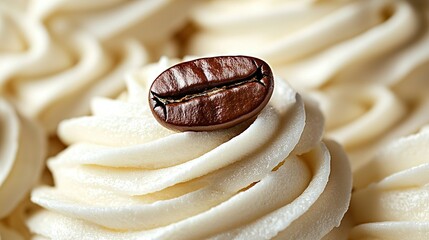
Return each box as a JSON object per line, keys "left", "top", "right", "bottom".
{"left": 151, "top": 66, "right": 266, "bottom": 108}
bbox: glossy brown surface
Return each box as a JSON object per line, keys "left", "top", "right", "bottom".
{"left": 149, "top": 56, "right": 274, "bottom": 131}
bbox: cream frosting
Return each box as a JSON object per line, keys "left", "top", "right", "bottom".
{"left": 29, "top": 58, "right": 352, "bottom": 239}
{"left": 350, "top": 126, "right": 429, "bottom": 240}
{"left": 185, "top": 0, "right": 429, "bottom": 173}
{"left": 0, "top": 98, "right": 46, "bottom": 239}
{"left": 27, "top": 0, "right": 194, "bottom": 57}
{"left": 0, "top": 0, "right": 196, "bottom": 134}
{"left": 310, "top": 80, "right": 429, "bottom": 172}
{"left": 186, "top": 0, "right": 426, "bottom": 88}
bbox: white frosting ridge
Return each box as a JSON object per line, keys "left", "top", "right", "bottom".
{"left": 29, "top": 0, "right": 194, "bottom": 44}
{"left": 350, "top": 126, "right": 429, "bottom": 239}
{"left": 0, "top": 98, "right": 46, "bottom": 239}
{"left": 29, "top": 58, "right": 352, "bottom": 239}
{"left": 14, "top": 37, "right": 148, "bottom": 134}
{"left": 0, "top": 98, "right": 46, "bottom": 219}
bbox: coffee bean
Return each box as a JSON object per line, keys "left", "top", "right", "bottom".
{"left": 149, "top": 56, "right": 274, "bottom": 131}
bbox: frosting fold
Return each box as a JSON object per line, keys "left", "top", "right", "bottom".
{"left": 0, "top": 98, "right": 46, "bottom": 239}
{"left": 350, "top": 126, "right": 429, "bottom": 239}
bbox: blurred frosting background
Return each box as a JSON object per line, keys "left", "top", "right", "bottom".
{"left": 350, "top": 126, "right": 429, "bottom": 239}
{"left": 0, "top": 0, "right": 194, "bottom": 134}
{"left": 0, "top": 0, "right": 429, "bottom": 239}
{"left": 0, "top": 98, "right": 45, "bottom": 239}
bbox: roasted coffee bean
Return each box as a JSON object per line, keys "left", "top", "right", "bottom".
{"left": 149, "top": 56, "right": 274, "bottom": 131}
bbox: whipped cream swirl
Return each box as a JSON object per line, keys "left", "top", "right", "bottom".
{"left": 350, "top": 126, "right": 429, "bottom": 240}
{"left": 185, "top": 0, "right": 429, "bottom": 172}
{"left": 0, "top": 98, "right": 46, "bottom": 239}
{"left": 311, "top": 80, "right": 429, "bottom": 172}
{"left": 29, "top": 58, "right": 352, "bottom": 239}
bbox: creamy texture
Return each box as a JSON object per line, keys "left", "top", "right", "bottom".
{"left": 0, "top": 0, "right": 196, "bottom": 134}
{"left": 311, "top": 79, "right": 429, "bottom": 172}
{"left": 350, "top": 126, "right": 429, "bottom": 240}
{"left": 186, "top": 0, "right": 427, "bottom": 88}
{"left": 29, "top": 58, "right": 352, "bottom": 239}
{"left": 0, "top": 98, "right": 46, "bottom": 239}
{"left": 27, "top": 0, "right": 194, "bottom": 57}
{"left": 185, "top": 0, "right": 429, "bottom": 172}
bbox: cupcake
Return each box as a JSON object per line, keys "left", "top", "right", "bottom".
{"left": 350, "top": 126, "right": 429, "bottom": 239}
{"left": 29, "top": 57, "right": 352, "bottom": 239}
{"left": 0, "top": 98, "right": 46, "bottom": 239}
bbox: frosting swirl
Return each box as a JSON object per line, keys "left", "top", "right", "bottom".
{"left": 185, "top": 0, "right": 429, "bottom": 173}
{"left": 350, "top": 126, "right": 429, "bottom": 239}
{"left": 29, "top": 58, "right": 352, "bottom": 239}
{"left": 311, "top": 80, "right": 429, "bottom": 172}
{"left": 0, "top": 98, "right": 46, "bottom": 239}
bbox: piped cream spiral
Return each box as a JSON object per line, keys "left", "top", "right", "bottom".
{"left": 29, "top": 58, "right": 352, "bottom": 239}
